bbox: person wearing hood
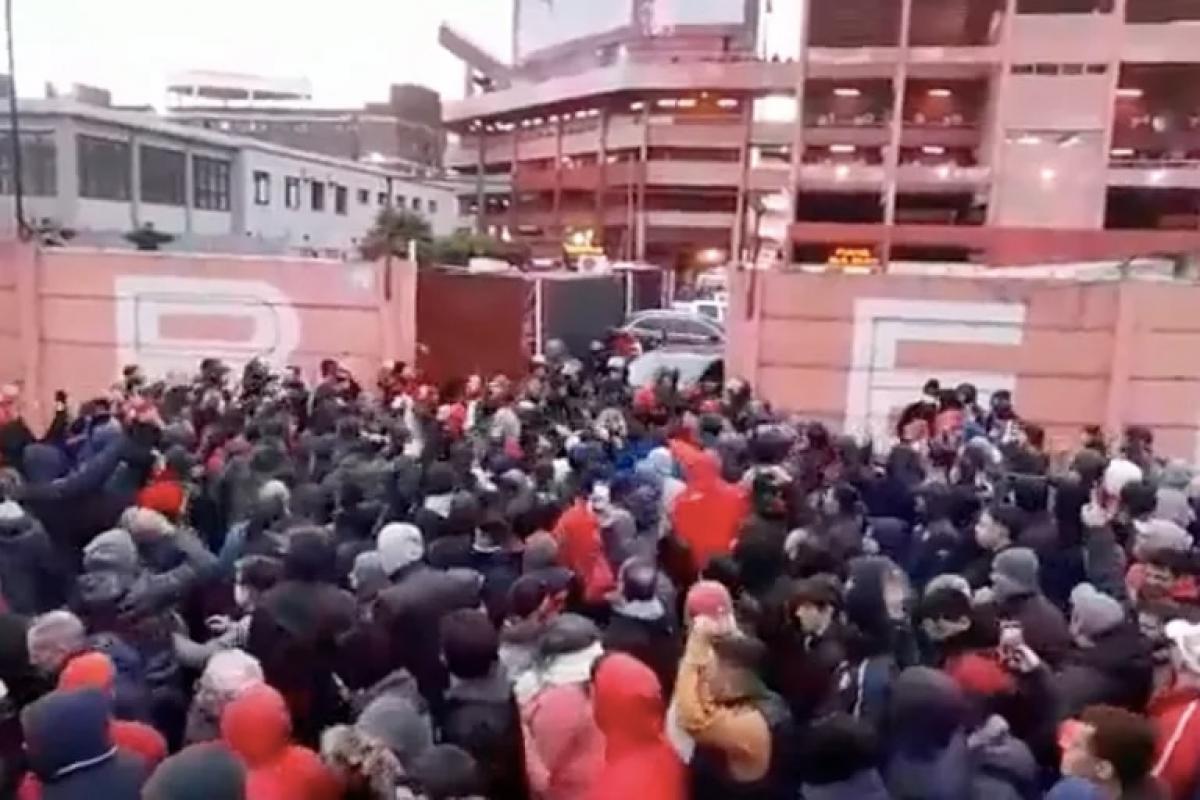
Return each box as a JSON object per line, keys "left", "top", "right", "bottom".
{"left": 246, "top": 528, "right": 356, "bottom": 745}
{"left": 1057, "top": 583, "right": 1153, "bottom": 717}
{"left": 798, "top": 714, "right": 890, "bottom": 800}
{"left": 1148, "top": 619, "right": 1200, "bottom": 799}
{"left": 373, "top": 522, "right": 483, "bottom": 713}
{"left": 986, "top": 547, "right": 1072, "bottom": 668}
{"left": 587, "top": 652, "right": 685, "bottom": 800}
{"left": 219, "top": 684, "right": 339, "bottom": 800}
{"left": 142, "top": 743, "right": 247, "bottom": 800}
{"left": 438, "top": 608, "right": 527, "bottom": 800}
{"left": 637, "top": 446, "right": 685, "bottom": 518}
{"left": 17, "top": 431, "right": 138, "bottom": 557}
{"left": 884, "top": 666, "right": 972, "bottom": 800}
{"left": 515, "top": 613, "right": 605, "bottom": 800}
{"left": 521, "top": 532, "right": 576, "bottom": 607}
{"left": 602, "top": 558, "right": 681, "bottom": 696}
{"left": 412, "top": 463, "right": 458, "bottom": 541}
{"left": 184, "top": 649, "right": 264, "bottom": 745}
{"left": 71, "top": 517, "right": 217, "bottom": 746}
{"left": 1054, "top": 705, "right": 1168, "bottom": 800}
{"left": 1156, "top": 461, "right": 1194, "bottom": 530}
{"left": 916, "top": 576, "right": 998, "bottom": 668}
{"left": 552, "top": 478, "right": 617, "bottom": 607}
{"left": 841, "top": 556, "right": 914, "bottom": 730}
{"left": 54, "top": 651, "right": 166, "bottom": 772}
{"left": 675, "top": 616, "right": 794, "bottom": 800}
{"left": 19, "top": 688, "right": 145, "bottom": 800}
{"left": 668, "top": 450, "right": 748, "bottom": 582}
{"left": 0, "top": 498, "right": 66, "bottom": 614}
{"left": 468, "top": 515, "right": 523, "bottom": 624}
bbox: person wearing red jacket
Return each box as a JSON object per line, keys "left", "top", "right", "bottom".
{"left": 220, "top": 684, "right": 340, "bottom": 800}
{"left": 589, "top": 653, "right": 686, "bottom": 800}
{"left": 1150, "top": 619, "right": 1200, "bottom": 799}
{"left": 669, "top": 449, "right": 748, "bottom": 579}
{"left": 552, "top": 486, "right": 616, "bottom": 607}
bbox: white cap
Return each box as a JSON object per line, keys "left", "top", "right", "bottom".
{"left": 1165, "top": 619, "right": 1200, "bottom": 675}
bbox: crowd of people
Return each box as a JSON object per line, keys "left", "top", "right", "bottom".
{"left": 0, "top": 349, "right": 1199, "bottom": 800}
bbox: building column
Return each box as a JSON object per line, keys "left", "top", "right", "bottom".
{"left": 984, "top": 0, "right": 1019, "bottom": 226}
{"left": 636, "top": 103, "right": 650, "bottom": 262}
{"left": 53, "top": 120, "right": 79, "bottom": 228}
{"left": 880, "top": 0, "right": 913, "bottom": 269}
{"left": 553, "top": 116, "right": 564, "bottom": 240}
{"left": 475, "top": 131, "right": 487, "bottom": 234}
{"left": 785, "top": 0, "right": 813, "bottom": 267}
{"left": 128, "top": 133, "right": 141, "bottom": 229}
{"left": 731, "top": 100, "right": 753, "bottom": 263}
{"left": 229, "top": 150, "right": 247, "bottom": 236}
{"left": 183, "top": 147, "right": 195, "bottom": 234}
{"left": 596, "top": 107, "right": 609, "bottom": 253}
{"left": 509, "top": 127, "right": 519, "bottom": 236}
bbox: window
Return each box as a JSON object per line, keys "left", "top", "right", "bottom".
{"left": 253, "top": 170, "right": 271, "bottom": 205}
{"left": 0, "top": 131, "right": 57, "bottom": 196}
{"left": 334, "top": 184, "right": 348, "bottom": 215}
{"left": 77, "top": 134, "right": 130, "bottom": 200}
{"left": 396, "top": 194, "right": 405, "bottom": 207}
{"left": 285, "top": 177, "right": 300, "bottom": 209}
{"left": 429, "top": 199, "right": 438, "bottom": 214}
{"left": 311, "top": 181, "right": 326, "bottom": 211}
{"left": 193, "top": 156, "right": 231, "bottom": 211}
{"left": 138, "top": 146, "right": 185, "bottom": 205}
{"left": 377, "top": 192, "right": 388, "bottom": 206}
{"left": 412, "top": 197, "right": 422, "bottom": 211}
{"left": 358, "top": 188, "right": 370, "bottom": 205}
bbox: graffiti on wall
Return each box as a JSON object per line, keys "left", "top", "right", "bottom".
{"left": 114, "top": 276, "right": 301, "bottom": 378}
{"left": 845, "top": 298, "right": 1027, "bottom": 442}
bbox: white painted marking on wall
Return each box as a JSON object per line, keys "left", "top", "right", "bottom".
{"left": 845, "top": 298, "right": 1027, "bottom": 442}
{"left": 114, "top": 275, "right": 301, "bottom": 378}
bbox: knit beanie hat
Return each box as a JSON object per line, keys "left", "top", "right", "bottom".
{"left": 58, "top": 651, "right": 116, "bottom": 692}
{"left": 376, "top": 523, "right": 424, "bottom": 576}
{"left": 685, "top": 580, "right": 733, "bottom": 622}
{"left": 1103, "top": 458, "right": 1143, "bottom": 499}
{"left": 1166, "top": 619, "right": 1200, "bottom": 676}
{"left": 1069, "top": 583, "right": 1126, "bottom": 640}
{"left": 990, "top": 547, "right": 1040, "bottom": 602}
{"left": 143, "top": 743, "right": 246, "bottom": 800}
{"left": 1134, "top": 517, "right": 1193, "bottom": 555}
{"left": 83, "top": 528, "right": 139, "bottom": 573}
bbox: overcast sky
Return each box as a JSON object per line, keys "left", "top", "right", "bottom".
{"left": 9, "top": 0, "right": 513, "bottom": 106}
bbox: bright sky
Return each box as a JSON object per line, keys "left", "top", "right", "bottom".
{"left": 9, "top": 0, "right": 513, "bottom": 106}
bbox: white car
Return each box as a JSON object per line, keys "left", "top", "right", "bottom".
{"left": 672, "top": 299, "right": 727, "bottom": 324}
{"left": 622, "top": 309, "right": 725, "bottom": 348}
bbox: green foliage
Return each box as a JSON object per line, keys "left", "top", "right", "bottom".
{"left": 360, "top": 207, "right": 433, "bottom": 260}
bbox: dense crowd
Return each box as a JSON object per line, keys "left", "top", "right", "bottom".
{"left": 0, "top": 349, "right": 1198, "bottom": 800}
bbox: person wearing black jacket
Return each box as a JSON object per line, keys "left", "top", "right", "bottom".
{"left": 438, "top": 608, "right": 527, "bottom": 800}
{"left": 602, "top": 558, "right": 681, "bottom": 696}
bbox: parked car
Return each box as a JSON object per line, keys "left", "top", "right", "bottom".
{"left": 621, "top": 309, "right": 725, "bottom": 349}
{"left": 672, "top": 298, "right": 727, "bottom": 324}
{"left": 627, "top": 347, "right": 724, "bottom": 389}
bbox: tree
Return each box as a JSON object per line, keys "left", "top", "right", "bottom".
{"left": 360, "top": 207, "right": 433, "bottom": 260}
{"left": 124, "top": 222, "right": 174, "bottom": 252}
{"left": 430, "top": 230, "right": 528, "bottom": 267}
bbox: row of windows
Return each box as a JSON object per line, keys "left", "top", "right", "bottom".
{"left": 2, "top": 133, "right": 442, "bottom": 217}
{"left": 252, "top": 170, "right": 437, "bottom": 215}
{"left": 1010, "top": 63, "right": 1109, "bottom": 76}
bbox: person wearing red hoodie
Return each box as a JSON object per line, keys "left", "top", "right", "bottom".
{"left": 669, "top": 449, "right": 748, "bottom": 579}
{"left": 1149, "top": 619, "right": 1200, "bottom": 799}
{"left": 552, "top": 482, "right": 615, "bottom": 606}
{"left": 589, "top": 653, "right": 686, "bottom": 800}
{"left": 220, "top": 684, "right": 340, "bottom": 800}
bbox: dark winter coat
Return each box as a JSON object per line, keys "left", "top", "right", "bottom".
{"left": 373, "top": 563, "right": 482, "bottom": 712}
{"left": 439, "top": 667, "right": 527, "bottom": 800}
{"left": 0, "top": 504, "right": 65, "bottom": 614}
{"left": 994, "top": 591, "right": 1071, "bottom": 668}
{"left": 602, "top": 604, "right": 682, "bottom": 697}
{"left": 21, "top": 689, "right": 145, "bottom": 800}
{"left": 1054, "top": 622, "right": 1154, "bottom": 718}
{"left": 247, "top": 578, "right": 357, "bottom": 744}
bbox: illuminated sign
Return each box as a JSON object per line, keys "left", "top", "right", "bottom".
{"left": 828, "top": 247, "right": 879, "bottom": 268}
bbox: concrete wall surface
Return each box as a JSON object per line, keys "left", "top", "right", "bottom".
{"left": 727, "top": 269, "right": 1200, "bottom": 461}
{"left": 0, "top": 242, "right": 416, "bottom": 427}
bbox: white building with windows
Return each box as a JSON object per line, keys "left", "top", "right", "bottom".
{"left": 0, "top": 98, "right": 464, "bottom": 257}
